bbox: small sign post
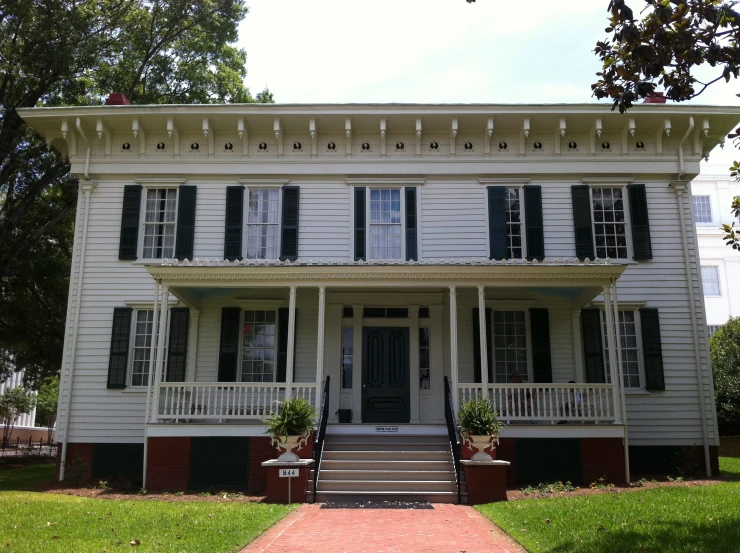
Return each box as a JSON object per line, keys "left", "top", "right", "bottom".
{"left": 279, "top": 468, "right": 299, "bottom": 504}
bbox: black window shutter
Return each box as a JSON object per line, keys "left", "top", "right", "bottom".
{"left": 224, "top": 186, "right": 244, "bottom": 261}
{"left": 530, "top": 308, "right": 552, "bottom": 383}
{"left": 174, "top": 185, "right": 197, "bottom": 260}
{"left": 472, "top": 307, "right": 493, "bottom": 384}
{"left": 277, "top": 307, "right": 298, "bottom": 382}
{"left": 354, "top": 187, "right": 366, "bottom": 261}
{"left": 166, "top": 308, "right": 190, "bottom": 382}
{"left": 581, "top": 308, "right": 605, "bottom": 383}
{"left": 217, "top": 307, "right": 241, "bottom": 382}
{"left": 640, "top": 308, "right": 665, "bottom": 390}
{"left": 523, "top": 185, "right": 545, "bottom": 261}
{"left": 118, "top": 185, "right": 142, "bottom": 260}
{"left": 280, "top": 186, "right": 300, "bottom": 260}
{"left": 571, "top": 185, "right": 595, "bottom": 260}
{"left": 627, "top": 184, "right": 653, "bottom": 260}
{"left": 405, "top": 187, "right": 418, "bottom": 261}
{"left": 488, "top": 186, "right": 508, "bottom": 259}
{"left": 107, "top": 307, "right": 133, "bottom": 388}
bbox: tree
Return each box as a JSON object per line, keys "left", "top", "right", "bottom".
{"left": 35, "top": 375, "right": 59, "bottom": 442}
{"left": 0, "top": 0, "right": 273, "bottom": 384}
{"left": 710, "top": 317, "right": 740, "bottom": 435}
{"left": 0, "top": 385, "right": 36, "bottom": 447}
{"left": 590, "top": 0, "right": 740, "bottom": 250}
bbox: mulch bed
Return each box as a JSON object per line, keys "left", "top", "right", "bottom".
{"left": 41, "top": 485, "right": 266, "bottom": 503}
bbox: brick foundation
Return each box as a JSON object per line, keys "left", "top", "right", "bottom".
{"left": 720, "top": 436, "right": 740, "bottom": 458}
{"left": 147, "top": 437, "right": 191, "bottom": 491}
{"left": 497, "top": 438, "right": 518, "bottom": 488}
{"left": 248, "top": 434, "right": 313, "bottom": 495}
{"left": 56, "top": 443, "right": 93, "bottom": 483}
{"left": 581, "top": 438, "right": 626, "bottom": 485}
{"left": 629, "top": 445, "right": 719, "bottom": 477}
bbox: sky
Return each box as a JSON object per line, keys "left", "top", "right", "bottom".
{"left": 238, "top": 0, "right": 740, "bottom": 170}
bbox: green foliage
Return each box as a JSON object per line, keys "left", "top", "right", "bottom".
{"left": 0, "top": 1, "right": 274, "bottom": 383}
{"left": 457, "top": 396, "right": 504, "bottom": 440}
{"left": 478, "top": 481, "right": 740, "bottom": 553}
{"left": 0, "top": 386, "right": 36, "bottom": 446}
{"left": 721, "top": 195, "right": 740, "bottom": 251}
{"left": 35, "top": 375, "right": 59, "bottom": 442}
{"left": 711, "top": 317, "right": 740, "bottom": 435}
{"left": 520, "top": 481, "right": 576, "bottom": 495}
{"left": 264, "top": 398, "right": 316, "bottom": 441}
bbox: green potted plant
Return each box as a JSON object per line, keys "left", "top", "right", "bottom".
{"left": 264, "top": 397, "right": 316, "bottom": 461}
{"left": 457, "top": 396, "right": 504, "bottom": 461}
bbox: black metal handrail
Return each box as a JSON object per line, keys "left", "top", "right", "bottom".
{"left": 312, "top": 375, "right": 330, "bottom": 502}
{"left": 444, "top": 376, "right": 461, "bottom": 504}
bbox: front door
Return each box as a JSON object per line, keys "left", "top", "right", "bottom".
{"left": 362, "top": 327, "right": 410, "bottom": 424}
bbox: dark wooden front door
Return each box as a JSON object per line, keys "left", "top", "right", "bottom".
{"left": 362, "top": 327, "right": 410, "bottom": 423}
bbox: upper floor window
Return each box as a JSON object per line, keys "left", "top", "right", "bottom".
{"left": 592, "top": 187, "right": 628, "bottom": 259}
{"left": 142, "top": 188, "right": 177, "bottom": 259}
{"left": 241, "top": 310, "right": 277, "bottom": 382}
{"left": 701, "top": 266, "right": 721, "bottom": 296}
{"left": 505, "top": 188, "right": 523, "bottom": 259}
{"left": 246, "top": 189, "right": 280, "bottom": 259}
{"left": 602, "top": 310, "right": 641, "bottom": 389}
{"left": 693, "top": 196, "right": 712, "bottom": 223}
{"left": 369, "top": 189, "right": 402, "bottom": 259}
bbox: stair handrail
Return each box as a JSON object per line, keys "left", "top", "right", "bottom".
{"left": 312, "top": 375, "right": 330, "bottom": 502}
{"left": 444, "top": 376, "right": 461, "bottom": 504}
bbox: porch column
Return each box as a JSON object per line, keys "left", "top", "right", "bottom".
{"left": 477, "top": 286, "right": 489, "bottom": 396}
{"left": 315, "top": 285, "right": 326, "bottom": 407}
{"left": 611, "top": 280, "right": 631, "bottom": 483}
{"left": 152, "top": 284, "right": 170, "bottom": 420}
{"left": 144, "top": 280, "right": 161, "bottom": 424}
{"left": 449, "top": 286, "right": 460, "bottom": 412}
{"left": 572, "top": 310, "right": 585, "bottom": 383}
{"left": 285, "top": 285, "right": 297, "bottom": 400}
{"left": 603, "top": 284, "right": 622, "bottom": 424}
{"left": 185, "top": 309, "right": 200, "bottom": 382}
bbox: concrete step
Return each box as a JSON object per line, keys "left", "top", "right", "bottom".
{"left": 323, "top": 441, "right": 451, "bottom": 452}
{"left": 317, "top": 480, "right": 457, "bottom": 493}
{"left": 319, "top": 459, "right": 454, "bottom": 471}
{"left": 318, "top": 469, "right": 456, "bottom": 481}
{"left": 322, "top": 450, "right": 452, "bottom": 461}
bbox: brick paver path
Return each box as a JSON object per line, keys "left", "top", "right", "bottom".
{"left": 243, "top": 503, "right": 525, "bottom": 553}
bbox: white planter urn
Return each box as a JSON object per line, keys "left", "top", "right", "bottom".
{"left": 274, "top": 434, "right": 308, "bottom": 462}
{"left": 463, "top": 433, "right": 495, "bottom": 462}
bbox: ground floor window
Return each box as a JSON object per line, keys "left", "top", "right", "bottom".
{"left": 492, "top": 311, "right": 528, "bottom": 383}
{"left": 241, "top": 310, "right": 277, "bottom": 382}
{"left": 602, "top": 310, "right": 641, "bottom": 389}
{"left": 131, "top": 309, "right": 154, "bottom": 387}
{"left": 342, "top": 327, "right": 353, "bottom": 389}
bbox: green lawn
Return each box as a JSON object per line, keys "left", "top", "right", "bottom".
{"left": 0, "top": 464, "right": 295, "bottom": 553}
{"left": 479, "top": 482, "right": 740, "bottom": 553}
{"left": 720, "top": 456, "right": 740, "bottom": 479}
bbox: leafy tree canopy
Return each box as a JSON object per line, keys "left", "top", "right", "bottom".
{"left": 35, "top": 375, "right": 59, "bottom": 441}
{"left": 0, "top": 0, "right": 272, "bottom": 385}
{"left": 0, "top": 385, "right": 36, "bottom": 446}
{"left": 710, "top": 317, "right": 740, "bottom": 435}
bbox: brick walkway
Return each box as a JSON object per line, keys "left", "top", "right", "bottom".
{"left": 243, "top": 503, "right": 525, "bottom": 553}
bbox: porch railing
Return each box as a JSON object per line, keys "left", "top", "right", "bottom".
{"left": 156, "top": 383, "right": 317, "bottom": 421}
{"left": 458, "top": 383, "right": 616, "bottom": 423}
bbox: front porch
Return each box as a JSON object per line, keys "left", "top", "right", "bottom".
{"left": 142, "top": 258, "right": 629, "bottom": 434}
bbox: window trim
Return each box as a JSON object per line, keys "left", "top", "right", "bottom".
{"left": 589, "top": 185, "right": 633, "bottom": 261}
{"left": 364, "top": 186, "right": 406, "bottom": 261}
{"left": 243, "top": 186, "right": 283, "bottom": 261}
{"left": 599, "top": 308, "right": 646, "bottom": 391}
{"left": 692, "top": 195, "right": 714, "bottom": 225}
{"left": 701, "top": 265, "right": 722, "bottom": 297}
{"left": 138, "top": 185, "right": 179, "bottom": 262}
{"left": 126, "top": 307, "right": 160, "bottom": 389}
{"left": 237, "top": 308, "right": 280, "bottom": 383}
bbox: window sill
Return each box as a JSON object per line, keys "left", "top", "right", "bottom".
{"left": 120, "top": 387, "right": 148, "bottom": 394}
{"left": 624, "top": 389, "right": 650, "bottom": 395}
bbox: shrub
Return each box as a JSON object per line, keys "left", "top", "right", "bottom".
{"left": 264, "top": 397, "right": 316, "bottom": 443}
{"left": 710, "top": 318, "right": 740, "bottom": 435}
{"left": 457, "top": 396, "right": 504, "bottom": 442}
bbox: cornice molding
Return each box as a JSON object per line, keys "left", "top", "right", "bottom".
{"left": 581, "top": 177, "right": 635, "bottom": 184}
{"left": 238, "top": 177, "right": 291, "bottom": 185}
{"left": 478, "top": 177, "right": 531, "bottom": 185}
{"left": 345, "top": 177, "right": 426, "bottom": 186}
{"left": 134, "top": 177, "right": 187, "bottom": 185}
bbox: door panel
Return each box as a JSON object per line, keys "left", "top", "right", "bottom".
{"left": 362, "top": 327, "right": 410, "bottom": 423}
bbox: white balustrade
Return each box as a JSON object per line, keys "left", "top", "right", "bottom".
{"left": 157, "top": 383, "right": 312, "bottom": 422}
{"left": 292, "top": 384, "right": 317, "bottom": 407}
{"left": 458, "top": 383, "right": 615, "bottom": 424}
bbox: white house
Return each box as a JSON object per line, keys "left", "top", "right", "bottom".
{"left": 692, "top": 165, "right": 740, "bottom": 336}
{"left": 18, "top": 101, "right": 737, "bottom": 501}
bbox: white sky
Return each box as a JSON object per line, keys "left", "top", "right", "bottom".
{"left": 238, "top": 0, "right": 740, "bottom": 170}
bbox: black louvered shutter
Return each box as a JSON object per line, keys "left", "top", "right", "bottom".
{"left": 217, "top": 307, "right": 241, "bottom": 382}
{"left": 224, "top": 186, "right": 244, "bottom": 260}
{"left": 581, "top": 309, "right": 605, "bottom": 383}
{"left": 488, "top": 186, "right": 508, "bottom": 259}
{"left": 571, "top": 185, "right": 595, "bottom": 260}
{"left": 107, "top": 307, "right": 133, "bottom": 388}
{"left": 174, "top": 185, "right": 196, "bottom": 260}
{"left": 277, "top": 308, "right": 298, "bottom": 382}
{"left": 405, "top": 187, "right": 418, "bottom": 261}
{"left": 166, "top": 308, "right": 190, "bottom": 382}
{"left": 354, "top": 187, "right": 366, "bottom": 261}
{"left": 627, "top": 184, "right": 653, "bottom": 260}
{"left": 118, "top": 185, "right": 142, "bottom": 260}
{"left": 280, "top": 186, "right": 300, "bottom": 260}
{"left": 530, "top": 308, "right": 553, "bottom": 383}
{"left": 472, "top": 308, "right": 493, "bottom": 383}
{"left": 640, "top": 308, "right": 665, "bottom": 390}
{"left": 524, "top": 186, "right": 545, "bottom": 261}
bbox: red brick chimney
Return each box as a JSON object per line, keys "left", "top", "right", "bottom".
{"left": 105, "top": 93, "right": 132, "bottom": 105}
{"left": 643, "top": 92, "right": 666, "bottom": 104}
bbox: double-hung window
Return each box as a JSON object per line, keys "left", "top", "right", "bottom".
{"left": 130, "top": 310, "right": 155, "bottom": 387}
{"left": 369, "top": 189, "right": 403, "bottom": 259}
{"left": 602, "top": 310, "right": 641, "bottom": 389}
{"left": 492, "top": 311, "right": 528, "bottom": 383}
{"left": 592, "top": 187, "right": 628, "bottom": 259}
{"left": 246, "top": 189, "right": 281, "bottom": 259}
{"left": 693, "top": 196, "right": 713, "bottom": 223}
{"left": 504, "top": 188, "right": 523, "bottom": 259}
{"left": 702, "top": 266, "right": 721, "bottom": 296}
{"left": 142, "top": 188, "right": 178, "bottom": 259}
{"left": 241, "top": 310, "right": 277, "bottom": 382}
